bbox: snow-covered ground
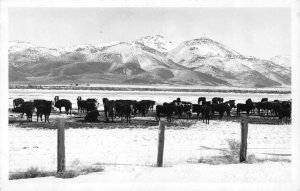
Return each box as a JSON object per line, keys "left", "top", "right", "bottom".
{"left": 8, "top": 89, "right": 292, "bottom": 188}
{"left": 9, "top": 120, "right": 291, "bottom": 180}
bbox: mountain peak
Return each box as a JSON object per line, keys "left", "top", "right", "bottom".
{"left": 9, "top": 40, "right": 37, "bottom": 53}
{"left": 135, "top": 35, "right": 176, "bottom": 52}
{"left": 176, "top": 37, "right": 244, "bottom": 59}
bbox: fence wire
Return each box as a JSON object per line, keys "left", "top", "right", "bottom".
{"left": 9, "top": 121, "right": 291, "bottom": 174}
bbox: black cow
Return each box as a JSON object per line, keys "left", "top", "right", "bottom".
{"left": 77, "top": 96, "right": 86, "bottom": 113}
{"left": 55, "top": 99, "right": 72, "bottom": 115}
{"left": 13, "top": 98, "right": 24, "bottom": 108}
{"left": 36, "top": 100, "right": 52, "bottom": 122}
{"left": 224, "top": 100, "right": 236, "bottom": 116}
{"left": 278, "top": 101, "right": 291, "bottom": 124}
{"left": 202, "top": 104, "right": 211, "bottom": 124}
{"left": 256, "top": 101, "right": 273, "bottom": 116}
{"left": 134, "top": 101, "right": 147, "bottom": 117}
{"left": 211, "top": 103, "right": 229, "bottom": 119}
{"left": 182, "top": 103, "right": 192, "bottom": 119}
{"left": 85, "top": 110, "right": 100, "bottom": 122}
{"left": 115, "top": 100, "right": 135, "bottom": 118}
{"left": 198, "top": 97, "right": 206, "bottom": 105}
{"left": 237, "top": 103, "right": 253, "bottom": 116}
{"left": 77, "top": 97, "right": 98, "bottom": 113}
{"left": 192, "top": 104, "right": 203, "bottom": 120}
{"left": 261, "top": 98, "right": 268, "bottom": 102}
{"left": 156, "top": 102, "right": 177, "bottom": 122}
{"left": 140, "top": 100, "right": 155, "bottom": 113}
{"left": 103, "top": 98, "right": 115, "bottom": 122}
{"left": 245, "top": 99, "right": 256, "bottom": 114}
{"left": 20, "top": 101, "right": 35, "bottom": 121}
{"left": 118, "top": 103, "right": 133, "bottom": 123}
{"left": 172, "top": 99, "right": 183, "bottom": 118}
{"left": 236, "top": 99, "right": 255, "bottom": 116}
{"left": 212, "top": 97, "right": 224, "bottom": 105}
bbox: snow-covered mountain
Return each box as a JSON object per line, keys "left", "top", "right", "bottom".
{"left": 135, "top": 35, "right": 177, "bottom": 53}
{"left": 270, "top": 55, "right": 291, "bottom": 69}
{"left": 8, "top": 36, "right": 291, "bottom": 88}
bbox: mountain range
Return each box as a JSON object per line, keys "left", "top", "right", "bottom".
{"left": 9, "top": 35, "right": 291, "bottom": 88}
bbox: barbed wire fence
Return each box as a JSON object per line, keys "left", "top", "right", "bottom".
{"left": 9, "top": 118, "right": 291, "bottom": 175}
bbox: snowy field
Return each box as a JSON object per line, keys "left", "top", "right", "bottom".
{"left": 9, "top": 89, "right": 292, "bottom": 184}
{"left": 9, "top": 121, "right": 291, "bottom": 182}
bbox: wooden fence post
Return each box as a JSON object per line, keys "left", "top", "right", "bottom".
{"left": 57, "top": 119, "right": 66, "bottom": 173}
{"left": 157, "top": 121, "right": 166, "bottom": 167}
{"left": 240, "top": 116, "right": 248, "bottom": 162}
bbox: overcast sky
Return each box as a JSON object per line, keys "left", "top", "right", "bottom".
{"left": 8, "top": 8, "right": 291, "bottom": 59}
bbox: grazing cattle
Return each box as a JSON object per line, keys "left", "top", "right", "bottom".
{"left": 117, "top": 103, "right": 133, "bottom": 123}
{"left": 175, "top": 101, "right": 192, "bottom": 119}
{"left": 172, "top": 99, "right": 184, "bottom": 118}
{"left": 245, "top": 99, "right": 255, "bottom": 114}
{"left": 20, "top": 101, "right": 35, "bottom": 121}
{"left": 278, "top": 101, "right": 291, "bottom": 124}
{"left": 36, "top": 100, "right": 52, "bottom": 122}
{"left": 182, "top": 103, "right": 192, "bottom": 119}
{"left": 225, "top": 100, "right": 236, "bottom": 109}
{"left": 13, "top": 98, "right": 24, "bottom": 108}
{"left": 84, "top": 110, "right": 100, "bottom": 122}
{"left": 77, "top": 97, "right": 98, "bottom": 113}
{"left": 156, "top": 102, "right": 177, "bottom": 122}
{"left": 256, "top": 101, "right": 273, "bottom": 116}
{"left": 103, "top": 98, "right": 115, "bottom": 122}
{"left": 133, "top": 101, "right": 147, "bottom": 117}
{"left": 237, "top": 100, "right": 254, "bottom": 116}
{"left": 192, "top": 104, "right": 203, "bottom": 120}
{"left": 77, "top": 100, "right": 87, "bottom": 113}
{"left": 198, "top": 97, "right": 206, "bottom": 105}
{"left": 202, "top": 104, "right": 211, "bottom": 124}
{"left": 211, "top": 103, "right": 229, "bottom": 119}
{"left": 223, "top": 100, "right": 236, "bottom": 116}
{"left": 115, "top": 100, "right": 136, "bottom": 118}
{"left": 86, "top": 100, "right": 98, "bottom": 113}
{"left": 77, "top": 96, "right": 86, "bottom": 113}
{"left": 140, "top": 100, "right": 155, "bottom": 112}
{"left": 261, "top": 98, "right": 268, "bottom": 102}
{"left": 54, "top": 99, "right": 72, "bottom": 115}
{"left": 85, "top": 98, "right": 98, "bottom": 113}
{"left": 212, "top": 97, "right": 224, "bottom": 105}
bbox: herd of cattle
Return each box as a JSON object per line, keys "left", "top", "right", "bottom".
{"left": 11, "top": 96, "right": 292, "bottom": 124}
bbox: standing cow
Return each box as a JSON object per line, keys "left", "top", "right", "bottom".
{"left": 20, "top": 101, "right": 35, "bottom": 121}
{"left": 36, "top": 100, "right": 52, "bottom": 122}
{"left": 13, "top": 98, "right": 24, "bottom": 108}
{"left": 55, "top": 99, "right": 72, "bottom": 115}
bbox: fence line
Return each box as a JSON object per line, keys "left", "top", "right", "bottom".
{"left": 9, "top": 119, "right": 291, "bottom": 174}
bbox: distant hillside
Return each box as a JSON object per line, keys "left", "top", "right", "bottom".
{"left": 9, "top": 36, "right": 291, "bottom": 88}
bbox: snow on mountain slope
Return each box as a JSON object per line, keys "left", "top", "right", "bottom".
{"left": 86, "top": 42, "right": 185, "bottom": 72}
{"left": 270, "top": 55, "right": 291, "bottom": 69}
{"left": 167, "top": 37, "right": 246, "bottom": 68}
{"left": 8, "top": 36, "right": 291, "bottom": 87}
{"left": 9, "top": 41, "right": 36, "bottom": 53}
{"left": 135, "top": 35, "right": 177, "bottom": 53}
